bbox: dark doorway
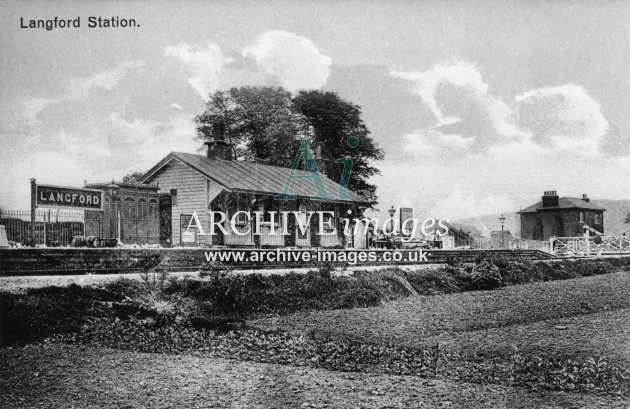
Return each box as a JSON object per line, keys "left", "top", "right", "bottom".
{"left": 159, "top": 194, "right": 172, "bottom": 247}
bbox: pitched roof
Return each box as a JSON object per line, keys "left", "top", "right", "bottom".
{"left": 518, "top": 197, "right": 606, "bottom": 214}
{"left": 141, "top": 152, "right": 368, "bottom": 204}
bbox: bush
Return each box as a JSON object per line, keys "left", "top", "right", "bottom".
{"left": 470, "top": 261, "right": 503, "bottom": 290}
{"left": 198, "top": 261, "right": 234, "bottom": 277}
{"left": 402, "top": 268, "right": 466, "bottom": 294}
{"left": 0, "top": 284, "right": 124, "bottom": 346}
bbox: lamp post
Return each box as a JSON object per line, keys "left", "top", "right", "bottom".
{"left": 499, "top": 214, "right": 506, "bottom": 248}
{"left": 387, "top": 205, "right": 396, "bottom": 249}
{"left": 106, "top": 183, "right": 119, "bottom": 241}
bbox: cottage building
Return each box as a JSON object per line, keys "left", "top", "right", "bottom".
{"left": 139, "top": 130, "right": 368, "bottom": 247}
{"left": 518, "top": 191, "right": 605, "bottom": 240}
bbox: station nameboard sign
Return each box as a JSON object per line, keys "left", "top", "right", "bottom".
{"left": 36, "top": 184, "right": 104, "bottom": 211}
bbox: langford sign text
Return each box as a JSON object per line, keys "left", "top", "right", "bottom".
{"left": 36, "top": 184, "right": 104, "bottom": 210}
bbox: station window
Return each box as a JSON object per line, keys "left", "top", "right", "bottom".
{"left": 322, "top": 210, "right": 336, "bottom": 233}
{"left": 149, "top": 199, "right": 158, "bottom": 220}
{"left": 233, "top": 194, "right": 251, "bottom": 226}
{"left": 139, "top": 198, "right": 148, "bottom": 220}
{"left": 170, "top": 189, "right": 178, "bottom": 206}
{"left": 123, "top": 197, "right": 136, "bottom": 220}
{"left": 260, "top": 197, "right": 281, "bottom": 227}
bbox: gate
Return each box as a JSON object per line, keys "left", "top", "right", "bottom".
{"left": 551, "top": 235, "right": 630, "bottom": 256}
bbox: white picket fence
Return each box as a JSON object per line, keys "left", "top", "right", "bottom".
{"left": 508, "top": 239, "right": 552, "bottom": 253}
{"left": 551, "top": 235, "right": 630, "bottom": 256}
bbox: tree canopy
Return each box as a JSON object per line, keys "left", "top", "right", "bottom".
{"left": 195, "top": 87, "right": 384, "bottom": 207}
{"left": 120, "top": 171, "right": 144, "bottom": 184}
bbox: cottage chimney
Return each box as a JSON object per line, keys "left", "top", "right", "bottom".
{"left": 582, "top": 193, "right": 590, "bottom": 202}
{"left": 542, "top": 190, "right": 559, "bottom": 208}
{"left": 204, "top": 122, "right": 232, "bottom": 160}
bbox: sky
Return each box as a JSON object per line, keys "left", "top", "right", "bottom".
{"left": 1, "top": 0, "right": 629, "bottom": 221}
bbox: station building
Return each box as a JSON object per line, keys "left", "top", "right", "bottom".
{"left": 84, "top": 182, "right": 161, "bottom": 244}
{"left": 139, "top": 128, "right": 368, "bottom": 247}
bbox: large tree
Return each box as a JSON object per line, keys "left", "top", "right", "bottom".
{"left": 121, "top": 171, "right": 144, "bottom": 184}
{"left": 195, "top": 86, "right": 384, "bottom": 207}
{"left": 293, "top": 90, "right": 383, "bottom": 207}
{"left": 195, "top": 87, "right": 313, "bottom": 167}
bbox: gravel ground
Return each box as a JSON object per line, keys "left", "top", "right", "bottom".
{"left": 1, "top": 343, "right": 627, "bottom": 409}
{"left": 0, "top": 265, "right": 445, "bottom": 292}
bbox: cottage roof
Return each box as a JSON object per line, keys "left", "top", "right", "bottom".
{"left": 518, "top": 197, "right": 606, "bottom": 214}
{"left": 140, "top": 152, "right": 368, "bottom": 204}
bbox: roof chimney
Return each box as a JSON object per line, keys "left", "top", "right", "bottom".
{"left": 582, "top": 193, "right": 590, "bottom": 202}
{"left": 313, "top": 144, "right": 328, "bottom": 175}
{"left": 542, "top": 190, "right": 559, "bottom": 208}
{"left": 204, "top": 122, "right": 232, "bottom": 160}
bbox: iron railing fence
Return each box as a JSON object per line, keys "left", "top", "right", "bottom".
{"left": 0, "top": 209, "right": 86, "bottom": 246}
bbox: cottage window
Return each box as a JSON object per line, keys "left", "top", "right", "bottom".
{"left": 594, "top": 214, "right": 600, "bottom": 224}
{"left": 579, "top": 211, "right": 584, "bottom": 223}
{"left": 123, "top": 197, "right": 136, "bottom": 220}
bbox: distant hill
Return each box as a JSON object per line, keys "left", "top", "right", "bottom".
{"left": 593, "top": 199, "right": 630, "bottom": 235}
{"left": 452, "top": 199, "right": 630, "bottom": 238}
{"left": 451, "top": 212, "right": 520, "bottom": 238}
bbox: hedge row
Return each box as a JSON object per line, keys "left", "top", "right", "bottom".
{"left": 3, "top": 257, "right": 629, "bottom": 346}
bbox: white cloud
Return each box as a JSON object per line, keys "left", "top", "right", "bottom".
{"left": 401, "top": 130, "right": 438, "bottom": 156}
{"left": 515, "top": 84, "right": 609, "bottom": 155}
{"left": 429, "top": 190, "right": 515, "bottom": 220}
{"left": 164, "top": 43, "right": 232, "bottom": 100}
{"left": 393, "top": 62, "right": 526, "bottom": 153}
{"left": 243, "top": 30, "right": 332, "bottom": 92}
{"left": 393, "top": 62, "right": 519, "bottom": 136}
{"left": 20, "top": 60, "right": 145, "bottom": 125}
{"left": 65, "top": 60, "right": 145, "bottom": 100}
{"left": 394, "top": 62, "right": 617, "bottom": 160}
{"left": 22, "top": 98, "right": 52, "bottom": 126}
{"left": 393, "top": 62, "right": 488, "bottom": 126}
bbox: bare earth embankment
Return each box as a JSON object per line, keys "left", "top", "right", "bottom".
{"left": 1, "top": 262, "right": 629, "bottom": 408}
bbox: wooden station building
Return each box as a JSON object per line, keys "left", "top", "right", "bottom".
{"left": 139, "top": 128, "right": 368, "bottom": 247}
